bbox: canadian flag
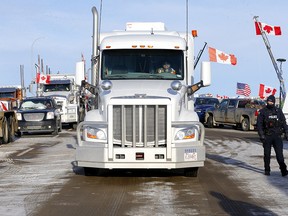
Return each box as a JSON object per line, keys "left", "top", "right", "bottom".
{"left": 216, "top": 94, "right": 229, "bottom": 99}
{"left": 36, "top": 73, "right": 51, "bottom": 84}
{"left": 255, "top": 22, "right": 282, "bottom": 36}
{"left": 0, "top": 102, "right": 8, "bottom": 111}
{"left": 258, "top": 83, "right": 277, "bottom": 99}
{"left": 208, "top": 47, "right": 237, "bottom": 65}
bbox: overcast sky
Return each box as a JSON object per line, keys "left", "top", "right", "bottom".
{"left": 1, "top": 0, "right": 287, "bottom": 98}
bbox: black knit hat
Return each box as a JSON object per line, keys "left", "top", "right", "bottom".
{"left": 267, "top": 95, "right": 275, "bottom": 103}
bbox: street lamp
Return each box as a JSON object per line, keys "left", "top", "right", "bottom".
{"left": 31, "top": 37, "right": 44, "bottom": 79}
{"left": 277, "top": 58, "right": 286, "bottom": 107}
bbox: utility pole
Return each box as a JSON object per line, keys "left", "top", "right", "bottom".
{"left": 254, "top": 16, "right": 286, "bottom": 107}
{"left": 277, "top": 58, "right": 286, "bottom": 107}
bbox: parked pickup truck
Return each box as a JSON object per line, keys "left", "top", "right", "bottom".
{"left": 204, "top": 98, "right": 265, "bottom": 131}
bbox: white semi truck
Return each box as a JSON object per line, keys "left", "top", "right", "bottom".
{"left": 40, "top": 63, "right": 85, "bottom": 128}
{"left": 75, "top": 6, "right": 211, "bottom": 177}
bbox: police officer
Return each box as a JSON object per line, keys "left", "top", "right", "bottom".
{"left": 257, "top": 95, "right": 288, "bottom": 176}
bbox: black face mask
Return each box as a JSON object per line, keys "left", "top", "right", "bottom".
{"left": 267, "top": 103, "right": 275, "bottom": 109}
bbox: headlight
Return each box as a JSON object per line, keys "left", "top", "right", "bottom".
{"left": 16, "top": 113, "right": 22, "bottom": 120}
{"left": 46, "top": 111, "right": 55, "bottom": 119}
{"left": 85, "top": 127, "right": 106, "bottom": 140}
{"left": 175, "top": 128, "right": 196, "bottom": 140}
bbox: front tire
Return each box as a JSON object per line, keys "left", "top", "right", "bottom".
{"left": 241, "top": 118, "right": 250, "bottom": 131}
{"left": 8, "top": 116, "right": 15, "bottom": 143}
{"left": 184, "top": 167, "right": 199, "bottom": 177}
{"left": 1, "top": 117, "right": 9, "bottom": 144}
{"left": 83, "top": 167, "right": 99, "bottom": 176}
{"left": 207, "top": 115, "right": 214, "bottom": 128}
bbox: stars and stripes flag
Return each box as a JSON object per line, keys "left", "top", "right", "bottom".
{"left": 236, "top": 82, "right": 251, "bottom": 97}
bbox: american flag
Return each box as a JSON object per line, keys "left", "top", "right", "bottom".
{"left": 236, "top": 82, "right": 251, "bottom": 96}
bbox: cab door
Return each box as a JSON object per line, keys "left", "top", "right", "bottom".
{"left": 226, "top": 99, "right": 237, "bottom": 123}
{"left": 214, "top": 99, "right": 229, "bottom": 122}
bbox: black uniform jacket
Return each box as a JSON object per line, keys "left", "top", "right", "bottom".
{"left": 257, "top": 106, "right": 288, "bottom": 137}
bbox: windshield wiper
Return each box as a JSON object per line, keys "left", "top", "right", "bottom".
{"left": 106, "top": 74, "right": 127, "bottom": 79}
{"left": 137, "top": 74, "right": 166, "bottom": 79}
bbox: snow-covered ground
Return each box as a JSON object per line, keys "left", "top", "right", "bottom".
{"left": 0, "top": 129, "right": 288, "bottom": 215}
{"left": 205, "top": 129, "right": 288, "bottom": 215}
{"left": 0, "top": 133, "right": 76, "bottom": 216}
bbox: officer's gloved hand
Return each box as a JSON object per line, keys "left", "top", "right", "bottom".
{"left": 260, "top": 135, "right": 266, "bottom": 143}
{"left": 285, "top": 133, "right": 288, "bottom": 141}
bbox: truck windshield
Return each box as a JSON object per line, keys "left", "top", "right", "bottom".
{"left": 0, "top": 92, "right": 15, "bottom": 98}
{"left": 43, "top": 84, "right": 70, "bottom": 92}
{"left": 101, "top": 49, "right": 184, "bottom": 80}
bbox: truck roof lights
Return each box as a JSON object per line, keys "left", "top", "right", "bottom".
{"left": 192, "top": 30, "right": 198, "bottom": 37}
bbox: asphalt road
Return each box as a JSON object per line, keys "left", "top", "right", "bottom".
{"left": 0, "top": 127, "right": 286, "bottom": 216}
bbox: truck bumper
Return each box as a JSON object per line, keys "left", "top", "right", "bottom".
{"left": 18, "top": 120, "right": 57, "bottom": 133}
{"left": 75, "top": 121, "right": 206, "bottom": 170}
{"left": 76, "top": 144, "right": 205, "bottom": 169}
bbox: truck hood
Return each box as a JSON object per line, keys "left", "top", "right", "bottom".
{"left": 42, "top": 91, "right": 70, "bottom": 98}
{"left": 194, "top": 104, "right": 216, "bottom": 110}
{"left": 103, "top": 80, "right": 180, "bottom": 98}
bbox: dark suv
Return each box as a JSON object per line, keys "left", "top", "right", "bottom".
{"left": 16, "top": 97, "right": 62, "bottom": 135}
{"left": 194, "top": 97, "right": 220, "bottom": 123}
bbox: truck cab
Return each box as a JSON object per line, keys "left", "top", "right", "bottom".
{"left": 40, "top": 74, "right": 82, "bottom": 128}
{"left": 75, "top": 7, "right": 211, "bottom": 177}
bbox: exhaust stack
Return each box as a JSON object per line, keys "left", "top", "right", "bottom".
{"left": 91, "top": 6, "right": 99, "bottom": 86}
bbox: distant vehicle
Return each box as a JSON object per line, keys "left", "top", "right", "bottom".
{"left": 205, "top": 98, "right": 265, "bottom": 131}
{"left": 0, "top": 85, "right": 26, "bottom": 144}
{"left": 39, "top": 69, "right": 86, "bottom": 129}
{"left": 194, "top": 97, "right": 219, "bottom": 123}
{"left": 16, "top": 97, "right": 62, "bottom": 136}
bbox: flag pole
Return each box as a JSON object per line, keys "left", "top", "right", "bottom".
{"left": 254, "top": 16, "right": 286, "bottom": 107}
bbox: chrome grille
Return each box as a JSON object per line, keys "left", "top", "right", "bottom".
{"left": 113, "top": 105, "right": 167, "bottom": 147}
{"left": 24, "top": 113, "right": 45, "bottom": 121}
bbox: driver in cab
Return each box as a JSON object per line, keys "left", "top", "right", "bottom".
{"left": 157, "top": 62, "right": 176, "bottom": 74}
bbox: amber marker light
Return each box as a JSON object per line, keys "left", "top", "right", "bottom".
{"left": 105, "top": 46, "right": 111, "bottom": 48}
{"left": 192, "top": 30, "right": 198, "bottom": 37}
{"left": 132, "top": 45, "right": 137, "bottom": 48}
{"left": 140, "top": 45, "right": 145, "bottom": 48}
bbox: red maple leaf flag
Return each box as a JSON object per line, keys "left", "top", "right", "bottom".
{"left": 0, "top": 101, "right": 8, "bottom": 111}
{"left": 258, "top": 83, "right": 277, "bottom": 99}
{"left": 208, "top": 47, "right": 237, "bottom": 65}
{"left": 36, "top": 73, "right": 51, "bottom": 84}
{"left": 255, "top": 22, "right": 281, "bottom": 36}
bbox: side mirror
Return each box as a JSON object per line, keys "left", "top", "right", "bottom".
{"left": 201, "top": 61, "right": 211, "bottom": 87}
{"left": 29, "top": 84, "right": 33, "bottom": 93}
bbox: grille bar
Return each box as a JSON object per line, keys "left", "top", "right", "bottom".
{"left": 113, "top": 104, "right": 167, "bottom": 147}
